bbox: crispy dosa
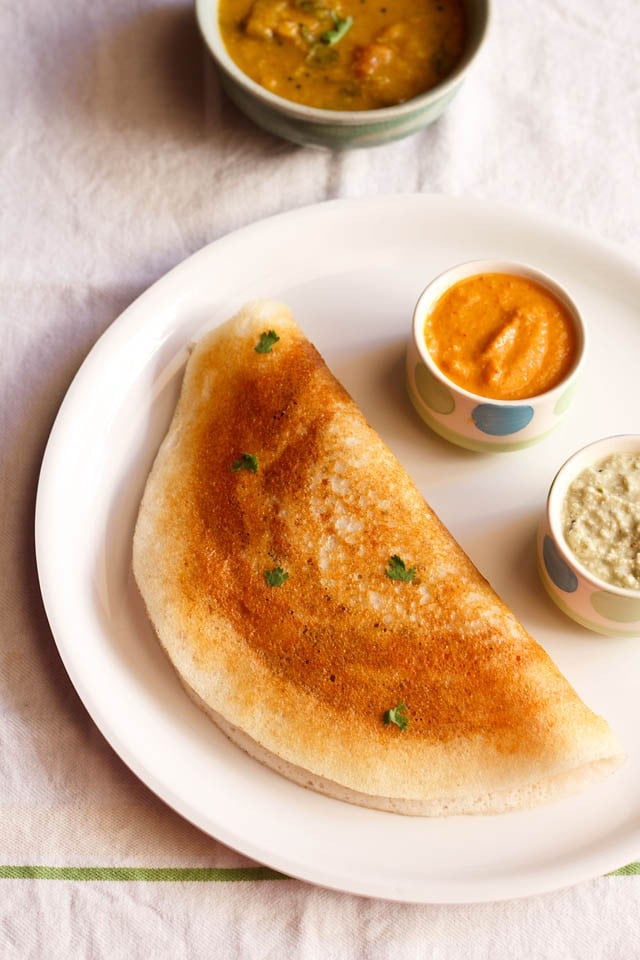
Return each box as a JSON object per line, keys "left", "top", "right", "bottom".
{"left": 133, "top": 300, "right": 624, "bottom": 816}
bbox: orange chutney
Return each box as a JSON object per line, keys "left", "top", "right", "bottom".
{"left": 218, "top": 0, "right": 467, "bottom": 111}
{"left": 424, "top": 273, "right": 578, "bottom": 401}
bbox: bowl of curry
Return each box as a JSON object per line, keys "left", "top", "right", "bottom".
{"left": 195, "top": 0, "right": 489, "bottom": 148}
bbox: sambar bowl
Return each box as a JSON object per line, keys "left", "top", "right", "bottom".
{"left": 195, "top": 0, "right": 489, "bottom": 149}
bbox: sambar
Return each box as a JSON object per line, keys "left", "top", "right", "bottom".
{"left": 218, "top": 0, "right": 467, "bottom": 111}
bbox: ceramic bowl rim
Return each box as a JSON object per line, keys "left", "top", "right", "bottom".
{"left": 546, "top": 433, "right": 640, "bottom": 600}
{"left": 411, "top": 258, "right": 588, "bottom": 408}
{"left": 195, "top": 0, "right": 490, "bottom": 126}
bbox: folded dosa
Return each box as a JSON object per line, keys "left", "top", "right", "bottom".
{"left": 133, "top": 300, "right": 624, "bottom": 815}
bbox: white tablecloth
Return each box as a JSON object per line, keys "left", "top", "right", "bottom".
{"left": 2, "top": 0, "right": 640, "bottom": 955}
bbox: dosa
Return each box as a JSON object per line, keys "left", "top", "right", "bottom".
{"left": 133, "top": 300, "right": 624, "bottom": 815}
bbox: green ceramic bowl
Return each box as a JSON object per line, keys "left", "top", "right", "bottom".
{"left": 195, "top": 0, "right": 490, "bottom": 149}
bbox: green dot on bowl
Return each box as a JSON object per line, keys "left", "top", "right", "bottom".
{"left": 414, "top": 362, "right": 455, "bottom": 414}
{"left": 554, "top": 380, "right": 578, "bottom": 416}
{"left": 590, "top": 590, "right": 640, "bottom": 624}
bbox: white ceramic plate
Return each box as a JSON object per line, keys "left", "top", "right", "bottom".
{"left": 35, "top": 195, "right": 640, "bottom": 903}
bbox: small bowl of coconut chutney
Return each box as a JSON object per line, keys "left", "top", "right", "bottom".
{"left": 538, "top": 434, "right": 640, "bottom": 637}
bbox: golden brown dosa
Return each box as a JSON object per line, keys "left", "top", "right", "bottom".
{"left": 133, "top": 300, "right": 624, "bottom": 815}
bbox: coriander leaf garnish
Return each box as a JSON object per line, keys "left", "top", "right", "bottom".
{"left": 231, "top": 453, "right": 258, "bottom": 473}
{"left": 383, "top": 703, "right": 409, "bottom": 731}
{"left": 255, "top": 330, "right": 280, "bottom": 353}
{"left": 320, "top": 14, "right": 353, "bottom": 44}
{"left": 385, "top": 554, "right": 417, "bottom": 582}
{"left": 264, "top": 566, "right": 289, "bottom": 587}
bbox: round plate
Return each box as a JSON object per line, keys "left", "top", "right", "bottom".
{"left": 35, "top": 195, "right": 640, "bottom": 903}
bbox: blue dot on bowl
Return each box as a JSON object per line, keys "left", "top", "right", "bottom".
{"left": 543, "top": 535, "right": 578, "bottom": 593}
{"left": 472, "top": 403, "right": 534, "bottom": 436}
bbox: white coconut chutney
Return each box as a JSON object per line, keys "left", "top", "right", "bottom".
{"left": 563, "top": 452, "right": 640, "bottom": 590}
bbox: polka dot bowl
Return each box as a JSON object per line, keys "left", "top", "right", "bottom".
{"left": 538, "top": 435, "right": 640, "bottom": 638}
{"left": 406, "top": 260, "right": 587, "bottom": 453}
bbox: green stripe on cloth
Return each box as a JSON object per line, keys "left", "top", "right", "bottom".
{"left": 0, "top": 866, "right": 289, "bottom": 882}
{"left": 1, "top": 863, "right": 638, "bottom": 881}
{"left": 608, "top": 862, "right": 640, "bottom": 876}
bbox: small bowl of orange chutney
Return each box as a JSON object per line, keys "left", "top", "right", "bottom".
{"left": 406, "top": 260, "right": 587, "bottom": 452}
{"left": 195, "top": 0, "right": 489, "bottom": 149}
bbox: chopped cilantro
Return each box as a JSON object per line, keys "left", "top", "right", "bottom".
{"left": 385, "top": 554, "right": 417, "bottom": 582}
{"left": 231, "top": 453, "right": 258, "bottom": 473}
{"left": 320, "top": 14, "right": 353, "bottom": 44}
{"left": 264, "top": 566, "right": 289, "bottom": 587}
{"left": 255, "top": 330, "right": 280, "bottom": 353}
{"left": 383, "top": 703, "right": 409, "bottom": 731}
